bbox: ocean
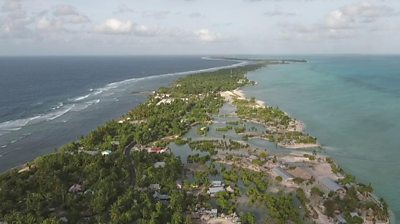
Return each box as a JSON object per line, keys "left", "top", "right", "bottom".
{"left": 242, "top": 55, "right": 400, "bottom": 221}
{"left": 0, "top": 56, "right": 238, "bottom": 172}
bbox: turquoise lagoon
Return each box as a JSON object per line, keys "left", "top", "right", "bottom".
{"left": 242, "top": 55, "right": 400, "bottom": 221}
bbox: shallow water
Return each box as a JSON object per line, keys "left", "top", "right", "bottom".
{"left": 242, "top": 55, "right": 400, "bottom": 221}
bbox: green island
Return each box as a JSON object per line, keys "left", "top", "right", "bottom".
{"left": 0, "top": 61, "right": 389, "bottom": 224}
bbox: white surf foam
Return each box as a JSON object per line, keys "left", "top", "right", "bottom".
{"left": 52, "top": 102, "right": 64, "bottom": 110}
{"left": 71, "top": 99, "right": 100, "bottom": 112}
{"left": 70, "top": 94, "right": 91, "bottom": 102}
{"left": 0, "top": 115, "right": 42, "bottom": 132}
{"left": 45, "top": 105, "right": 75, "bottom": 121}
{"left": 0, "top": 58, "right": 247, "bottom": 136}
{"left": 0, "top": 105, "right": 75, "bottom": 133}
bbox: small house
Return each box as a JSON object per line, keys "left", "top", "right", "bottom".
{"left": 176, "top": 180, "right": 183, "bottom": 189}
{"left": 350, "top": 212, "right": 359, "bottom": 218}
{"left": 320, "top": 177, "right": 345, "bottom": 194}
{"left": 101, "top": 150, "right": 112, "bottom": 156}
{"left": 111, "top": 141, "right": 120, "bottom": 146}
{"left": 272, "top": 167, "right": 294, "bottom": 181}
{"left": 149, "top": 184, "right": 161, "bottom": 191}
{"left": 226, "top": 185, "right": 235, "bottom": 193}
{"left": 211, "top": 180, "right": 224, "bottom": 187}
{"left": 209, "top": 209, "right": 218, "bottom": 217}
{"left": 59, "top": 217, "right": 68, "bottom": 223}
{"left": 148, "top": 147, "right": 168, "bottom": 154}
{"left": 249, "top": 155, "right": 258, "bottom": 161}
{"left": 335, "top": 214, "right": 347, "bottom": 224}
{"left": 288, "top": 167, "right": 312, "bottom": 180}
{"left": 207, "top": 186, "right": 225, "bottom": 196}
{"left": 154, "top": 162, "right": 166, "bottom": 168}
{"left": 153, "top": 192, "right": 170, "bottom": 201}
{"left": 68, "top": 184, "right": 83, "bottom": 193}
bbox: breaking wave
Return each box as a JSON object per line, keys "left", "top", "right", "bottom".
{"left": 0, "top": 58, "right": 247, "bottom": 136}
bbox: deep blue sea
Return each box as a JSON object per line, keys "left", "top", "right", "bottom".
{"left": 242, "top": 55, "right": 400, "bottom": 222}
{"left": 0, "top": 56, "right": 238, "bottom": 171}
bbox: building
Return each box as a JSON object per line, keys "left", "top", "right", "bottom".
{"left": 101, "top": 150, "right": 112, "bottom": 156}
{"left": 176, "top": 180, "right": 183, "bottom": 189}
{"left": 207, "top": 186, "right": 225, "bottom": 196}
{"left": 249, "top": 155, "right": 258, "bottom": 161}
{"left": 149, "top": 184, "right": 161, "bottom": 191}
{"left": 111, "top": 141, "right": 120, "bottom": 146}
{"left": 335, "top": 214, "right": 347, "bottom": 224}
{"left": 211, "top": 180, "right": 224, "bottom": 187}
{"left": 154, "top": 162, "right": 166, "bottom": 168}
{"left": 147, "top": 147, "right": 168, "bottom": 154}
{"left": 68, "top": 184, "right": 83, "bottom": 193}
{"left": 287, "top": 167, "right": 312, "bottom": 180}
{"left": 153, "top": 192, "right": 170, "bottom": 201}
{"left": 59, "top": 217, "right": 69, "bottom": 223}
{"left": 350, "top": 212, "right": 359, "bottom": 218}
{"left": 208, "top": 209, "right": 218, "bottom": 217}
{"left": 320, "top": 177, "right": 345, "bottom": 193}
{"left": 79, "top": 150, "right": 99, "bottom": 156}
{"left": 226, "top": 185, "right": 235, "bottom": 193}
{"left": 272, "top": 167, "right": 294, "bottom": 181}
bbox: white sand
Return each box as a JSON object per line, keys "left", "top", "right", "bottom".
{"left": 279, "top": 143, "right": 320, "bottom": 149}
{"left": 220, "top": 89, "right": 265, "bottom": 108}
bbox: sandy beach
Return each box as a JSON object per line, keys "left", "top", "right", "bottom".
{"left": 278, "top": 143, "right": 320, "bottom": 149}
{"left": 220, "top": 89, "right": 265, "bottom": 108}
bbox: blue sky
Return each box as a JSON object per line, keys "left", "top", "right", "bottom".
{"left": 1, "top": 0, "right": 399, "bottom": 55}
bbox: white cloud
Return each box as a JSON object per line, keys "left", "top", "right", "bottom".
{"left": 134, "top": 24, "right": 158, "bottom": 36}
{"left": 188, "top": 12, "right": 202, "bottom": 18}
{"left": 69, "top": 14, "right": 90, "bottom": 24}
{"left": 53, "top": 5, "right": 79, "bottom": 16}
{"left": 95, "top": 19, "right": 133, "bottom": 34}
{"left": 279, "top": 1, "right": 397, "bottom": 42}
{"left": 113, "top": 4, "right": 134, "bottom": 15}
{"left": 194, "top": 29, "right": 220, "bottom": 42}
{"left": 264, "top": 10, "right": 297, "bottom": 17}
{"left": 52, "top": 4, "right": 90, "bottom": 24}
{"left": 142, "top": 11, "right": 170, "bottom": 19}
{"left": 95, "top": 19, "right": 159, "bottom": 36}
{"left": 1, "top": 0, "right": 21, "bottom": 12}
{"left": 326, "top": 2, "right": 395, "bottom": 29}
{"left": 0, "top": 1, "right": 34, "bottom": 39}
{"left": 36, "top": 17, "right": 64, "bottom": 32}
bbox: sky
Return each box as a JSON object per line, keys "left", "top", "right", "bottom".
{"left": 1, "top": 0, "right": 400, "bottom": 55}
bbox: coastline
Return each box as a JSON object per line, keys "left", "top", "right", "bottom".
{"left": 217, "top": 71, "right": 389, "bottom": 223}
{"left": 221, "top": 88, "right": 320, "bottom": 149}
{"left": 0, "top": 58, "right": 248, "bottom": 173}
{"left": 235, "top": 64, "right": 392, "bottom": 223}
{"left": 0, "top": 60, "right": 390, "bottom": 224}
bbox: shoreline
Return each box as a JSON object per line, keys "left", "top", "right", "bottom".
{"left": 221, "top": 88, "right": 320, "bottom": 149}
{"left": 0, "top": 58, "right": 249, "bottom": 174}
{"left": 0, "top": 59, "right": 391, "bottom": 223}
{"left": 216, "top": 87, "right": 389, "bottom": 223}
{"left": 233, "top": 64, "right": 392, "bottom": 223}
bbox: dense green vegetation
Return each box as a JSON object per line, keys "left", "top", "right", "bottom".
{"left": 188, "top": 139, "right": 248, "bottom": 154}
{"left": 234, "top": 99, "right": 292, "bottom": 128}
{"left": 187, "top": 154, "right": 211, "bottom": 164}
{"left": 233, "top": 99, "right": 317, "bottom": 145}
{"left": 216, "top": 126, "right": 233, "bottom": 132}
